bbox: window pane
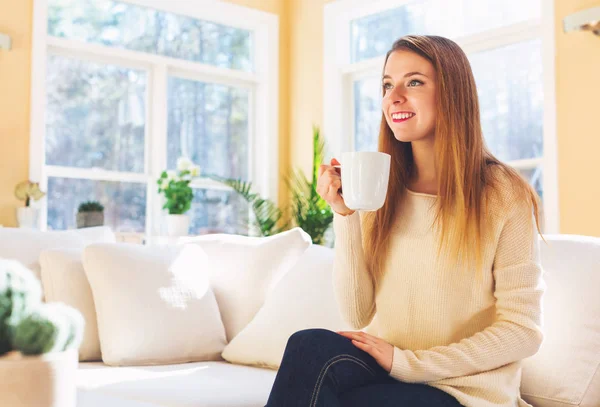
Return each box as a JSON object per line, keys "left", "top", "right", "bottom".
{"left": 470, "top": 40, "right": 543, "bottom": 162}
{"left": 354, "top": 76, "right": 381, "bottom": 152}
{"left": 47, "top": 177, "right": 146, "bottom": 232}
{"left": 350, "top": 0, "right": 540, "bottom": 63}
{"left": 48, "top": 0, "right": 253, "bottom": 71}
{"left": 519, "top": 166, "right": 543, "bottom": 202}
{"left": 167, "top": 77, "right": 249, "bottom": 180}
{"left": 188, "top": 188, "right": 249, "bottom": 235}
{"left": 46, "top": 55, "right": 146, "bottom": 172}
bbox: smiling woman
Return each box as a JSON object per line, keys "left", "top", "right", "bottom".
{"left": 326, "top": 0, "right": 555, "bottom": 235}
{"left": 267, "top": 34, "right": 546, "bottom": 407}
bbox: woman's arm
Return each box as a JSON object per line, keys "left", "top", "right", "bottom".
{"left": 332, "top": 211, "right": 377, "bottom": 330}
{"left": 389, "top": 200, "right": 546, "bottom": 383}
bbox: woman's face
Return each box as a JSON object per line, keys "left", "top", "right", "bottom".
{"left": 382, "top": 49, "right": 437, "bottom": 143}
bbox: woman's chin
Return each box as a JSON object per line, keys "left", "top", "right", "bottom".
{"left": 393, "top": 133, "right": 419, "bottom": 143}
{"left": 392, "top": 131, "right": 432, "bottom": 143}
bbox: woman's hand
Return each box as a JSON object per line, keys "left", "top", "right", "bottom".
{"left": 337, "top": 330, "right": 394, "bottom": 373}
{"left": 317, "top": 158, "right": 355, "bottom": 216}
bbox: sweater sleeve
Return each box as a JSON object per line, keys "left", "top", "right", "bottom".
{"left": 389, "top": 200, "right": 546, "bottom": 383}
{"left": 332, "top": 211, "right": 376, "bottom": 329}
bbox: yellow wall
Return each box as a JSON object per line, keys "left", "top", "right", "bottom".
{"left": 0, "top": 0, "right": 33, "bottom": 227}
{"left": 288, "top": 0, "right": 330, "bottom": 176}
{"left": 1, "top": 0, "right": 600, "bottom": 236}
{"left": 554, "top": 0, "right": 600, "bottom": 236}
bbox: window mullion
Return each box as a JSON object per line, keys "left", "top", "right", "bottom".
{"left": 45, "top": 166, "right": 149, "bottom": 183}
{"left": 148, "top": 63, "right": 169, "bottom": 237}
{"left": 507, "top": 158, "right": 543, "bottom": 171}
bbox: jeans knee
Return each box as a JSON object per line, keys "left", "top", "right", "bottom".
{"left": 284, "top": 328, "right": 350, "bottom": 358}
{"left": 287, "top": 328, "right": 337, "bottom": 348}
{"left": 281, "top": 329, "right": 345, "bottom": 369}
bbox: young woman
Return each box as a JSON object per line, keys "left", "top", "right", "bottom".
{"left": 265, "top": 35, "right": 545, "bottom": 407}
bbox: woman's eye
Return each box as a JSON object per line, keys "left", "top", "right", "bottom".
{"left": 408, "top": 79, "right": 423, "bottom": 87}
{"left": 383, "top": 82, "right": 393, "bottom": 91}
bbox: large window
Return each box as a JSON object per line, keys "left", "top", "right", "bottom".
{"left": 324, "top": 0, "right": 558, "bottom": 232}
{"left": 30, "top": 0, "right": 279, "bottom": 235}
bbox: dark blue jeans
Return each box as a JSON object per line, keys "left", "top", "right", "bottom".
{"left": 265, "top": 328, "right": 463, "bottom": 407}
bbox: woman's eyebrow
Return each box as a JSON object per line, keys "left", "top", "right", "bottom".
{"left": 382, "top": 72, "right": 429, "bottom": 80}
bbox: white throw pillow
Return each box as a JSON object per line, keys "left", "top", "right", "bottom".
{"left": 184, "top": 227, "right": 312, "bottom": 341}
{"left": 39, "top": 248, "right": 101, "bottom": 362}
{"left": 0, "top": 226, "right": 115, "bottom": 282}
{"left": 83, "top": 243, "right": 227, "bottom": 366}
{"left": 221, "top": 244, "right": 351, "bottom": 368}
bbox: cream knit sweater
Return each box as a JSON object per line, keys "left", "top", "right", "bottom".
{"left": 332, "top": 182, "right": 546, "bottom": 407}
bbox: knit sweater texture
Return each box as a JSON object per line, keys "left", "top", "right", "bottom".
{"left": 332, "top": 180, "right": 546, "bottom": 407}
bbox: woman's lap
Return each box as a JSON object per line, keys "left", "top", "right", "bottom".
{"left": 265, "top": 328, "right": 462, "bottom": 407}
{"left": 338, "top": 378, "right": 462, "bottom": 407}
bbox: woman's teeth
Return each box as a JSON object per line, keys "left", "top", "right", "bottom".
{"left": 392, "top": 112, "right": 415, "bottom": 121}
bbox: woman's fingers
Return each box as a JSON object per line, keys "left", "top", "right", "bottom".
{"left": 318, "top": 164, "right": 329, "bottom": 178}
{"left": 338, "top": 331, "right": 378, "bottom": 346}
{"left": 326, "top": 185, "right": 341, "bottom": 203}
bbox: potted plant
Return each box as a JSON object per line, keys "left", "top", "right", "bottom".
{"left": 14, "top": 181, "right": 46, "bottom": 229}
{"left": 76, "top": 201, "right": 105, "bottom": 228}
{"left": 157, "top": 157, "right": 200, "bottom": 236}
{"left": 209, "top": 175, "right": 288, "bottom": 237}
{"left": 0, "top": 259, "right": 84, "bottom": 407}
{"left": 210, "top": 126, "right": 333, "bottom": 244}
{"left": 287, "top": 126, "right": 333, "bottom": 245}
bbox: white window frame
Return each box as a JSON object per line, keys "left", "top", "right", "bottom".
{"left": 29, "top": 0, "right": 279, "bottom": 235}
{"left": 323, "top": 0, "right": 559, "bottom": 234}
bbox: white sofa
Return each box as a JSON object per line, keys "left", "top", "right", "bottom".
{"left": 1, "top": 227, "right": 599, "bottom": 407}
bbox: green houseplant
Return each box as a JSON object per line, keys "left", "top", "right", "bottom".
{"left": 76, "top": 201, "right": 105, "bottom": 229}
{"left": 211, "top": 126, "right": 334, "bottom": 244}
{"left": 209, "top": 175, "right": 288, "bottom": 237}
{"left": 287, "top": 126, "right": 333, "bottom": 245}
{"left": 0, "top": 259, "right": 84, "bottom": 407}
{"left": 14, "top": 181, "right": 46, "bottom": 229}
{"left": 157, "top": 157, "right": 201, "bottom": 236}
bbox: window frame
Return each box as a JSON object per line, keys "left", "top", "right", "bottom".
{"left": 30, "top": 0, "right": 280, "bottom": 235}
{"left": 323, "top": 0, "right": 559, "bottom": 233}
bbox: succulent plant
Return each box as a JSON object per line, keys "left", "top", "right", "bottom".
{"left": 77, "top": 201, "right": 105, "bottom": 213}
{"left": 14, "top": 181, "right": 46, "bottom": 207}
{"left": 0, "top": 260, "right": 42, "bottom": 355}
{"left": 12, "top": 303, "right": 84, "bottom": 355}
{"left": 0, "top": 259, "right": 84, "bottom": 356}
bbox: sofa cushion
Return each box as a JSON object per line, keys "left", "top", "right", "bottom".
{"left": 77, "top": 361, "right": 276, "bottom": 407}
{"left": 222, "top": 244, "right": 351, "bottom": 369}
{"left": 184, "top": 227, "right": 312, "bottom": 341}
{"left": 0, "top": 226, "right": 115, "bottom": 282}
{"left": 39, "top": 248, "right": 101, "bottom": 362}
{"left": 521, "top": 235, "right": 600, "bottom": 407}
{"left": 83, "top": 243, "right": 226, "bottom": 366}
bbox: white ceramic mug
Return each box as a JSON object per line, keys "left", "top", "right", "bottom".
{"left": 335, "top": 151, "right": 391, "bottom": 211}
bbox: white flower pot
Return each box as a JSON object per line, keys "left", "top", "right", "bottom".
{"left": 167, "top": 214, "right": 190, "bottom": 237}
{"left": 0, "top": 350, "right": 78, "bottom": 407}
{"left": 16, "top": 207, "right": 39, "bottom": 229}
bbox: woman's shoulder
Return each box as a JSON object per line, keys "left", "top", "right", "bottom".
{"left": 484, "top": 163, "right": 536, "bottom": 217}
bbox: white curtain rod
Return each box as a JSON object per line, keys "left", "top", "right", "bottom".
{"left": 0, "top": 33, "right": 11, "bottom": 51}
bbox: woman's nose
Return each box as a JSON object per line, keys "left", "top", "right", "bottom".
{"left": 388, "top": 86, "right": 407, "bottom": 103}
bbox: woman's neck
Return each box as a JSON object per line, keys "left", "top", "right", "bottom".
{"left": 408, "top": 138, "right": 437, "bottom": 194}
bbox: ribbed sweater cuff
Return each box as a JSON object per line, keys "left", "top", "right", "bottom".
{"left": 389, "top": 346, "right": 413, "bottom": 383}
{"left": 333, "top": 211, "right": 361, "bottom": 239}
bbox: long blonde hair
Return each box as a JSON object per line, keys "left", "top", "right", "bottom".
{"left": 363, "top": 35, "right": 543, "bottom": 285}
